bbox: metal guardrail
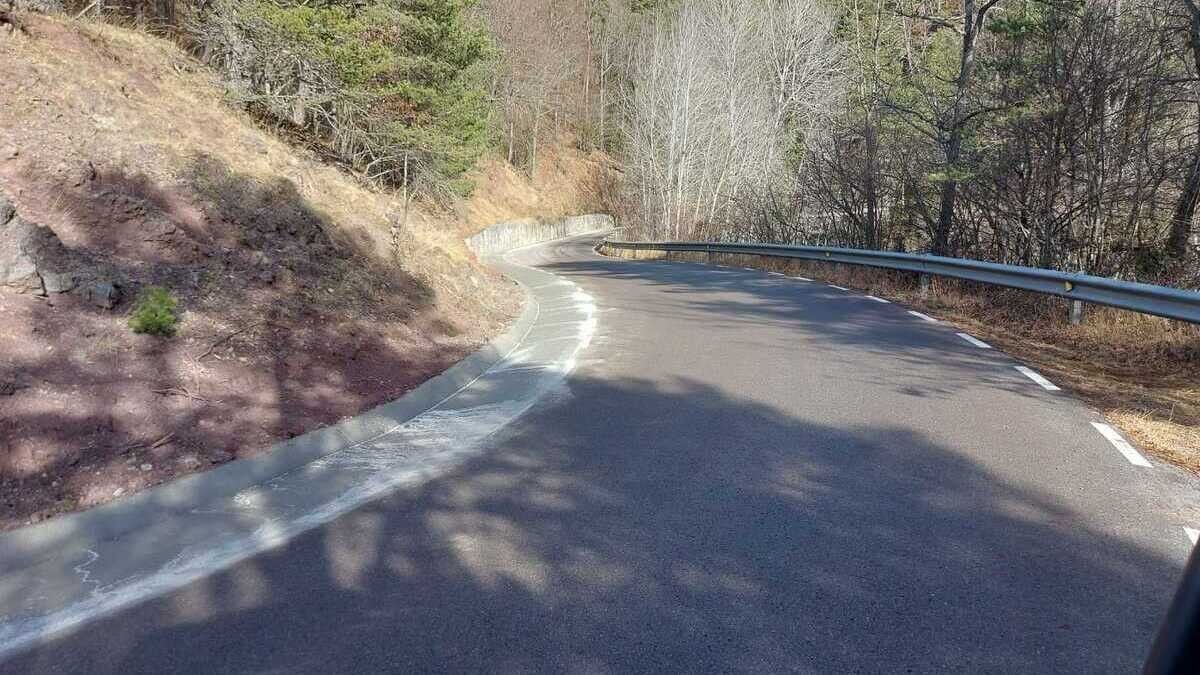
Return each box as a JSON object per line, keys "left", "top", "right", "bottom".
{"left": 605, "top": 238, "right": 1200, "bottom": 670}
{"left": 604, "top": 236, "right": 1200, "bottom": 667}
{"left": 601, "top": 240, "right": 1200, "bottom": 324}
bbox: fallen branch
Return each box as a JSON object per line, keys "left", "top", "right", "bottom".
{"left": 73, "top": 1, "right": 99, "bottom": 19}
{"left": 151, "top": 386, "right": 210, "bottom": 403}
{"left": 149, "top": 432, "right": 175, "bottom": 449}
{"left": 197, "top": 321, "right": 264, "bottom": 360}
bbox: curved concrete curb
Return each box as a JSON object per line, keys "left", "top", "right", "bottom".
{"left": 0, "top": 300, "right": 539, "bottom": 574}
{"left": 0, "top": 235, "right": 603, "bottom": 661}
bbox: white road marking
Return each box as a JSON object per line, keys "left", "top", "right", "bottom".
{"left": 1014, "top": 366, "right": 1060, "bottom": 391}
{"left": 908, "top": 310, "right": 938, "bottom": 323}
{"left": 793, "top": 276, "right": 812, "bottom": 281}
{"left": 768, "top": 271, "right": 785, "bottom": 276}
{"left": 828, "top": 285, "right": 848, "bottom": 291}
{"left": 1185, "top": 528, "right": 1199, "bottom": 545}
{"left": 1090, "top": 422, "right": 1152, "bottom": 468}
{"left": 864, "top": 295, "right": 890, "bottom": 304}
{"left": 956, "top": 333, "right": 992, "bottom": 349}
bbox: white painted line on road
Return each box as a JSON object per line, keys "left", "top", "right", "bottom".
{"left": 828, "top": 285, "right": 848, "bottom": 291}
{"left": 956, "top": 333, "right": 992, "bottom": 349}
{"left": 793, "top": 276, "right": 812, "bottom": 281}
{"left": 1014, "top": 366, "right": 1060, "bottom": 391}
{"left": 1091, "top": 422, "right": 1152, "bottom": 468}
{"left": 908, "top": 310, "right": 938, "bottom": 323}
{"left": 865, "top": 295, "right": 890, "bottom": 303}
{"left": 1185, "top": 527, "right": 1199, "bottom": 545}
{"left": 768, "top": 271, "right": 785, "bottom": 276}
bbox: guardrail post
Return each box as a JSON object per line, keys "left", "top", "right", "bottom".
{"left": 919, "top": 274, "right": 931, "bottom": 300}
{"left": 1070, "top": 300, "right": 1083, "bottom": 326}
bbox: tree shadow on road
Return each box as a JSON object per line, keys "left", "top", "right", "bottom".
{"left": 5, "top": 372, "right": 1183, "bottom": 673}
{"left": 542, "top": 254, "right": 1056, "bottom": 405}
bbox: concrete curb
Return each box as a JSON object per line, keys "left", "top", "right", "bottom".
{"left": 0, "top": 229, "right": 605, "bottom": 663}
{"left": 467, "top": 214, "right": 614, "bottom": 256}
{"left": 0, "top": 288, "right": 539, "bottom": 572}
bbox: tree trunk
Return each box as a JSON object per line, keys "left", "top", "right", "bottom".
{"left": 529, "top": 106, "right": 541, "bottom": 180}
{"left": 507, "top": 116, "right": 515, "bottom": 165}
{"left": 934, "top": 136, "right": 961, "bottom": 256}
{"left": 933, "top": 0, "right": 995, "bottom": 256}
{"left": 1167, "top": 149, "right": 1200, "bottom": 258}
{"left": 1168, "top": 5, "right": 1200, "bottom": 259}
{"left": 863, "top": 117, "right": 881, "bottom": 249}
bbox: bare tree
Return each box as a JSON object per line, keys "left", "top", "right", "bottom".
{"left": 483, "top": 0, "right": 590, "bottom": 178}
{"left": 1168, "top": 0, "right": 1200, "bottom": 260}
{"left": 620, "top": 0, "right": 843, "bottom": 240}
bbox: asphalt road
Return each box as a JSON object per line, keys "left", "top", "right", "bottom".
{"left": 7, "top": 236, "right": 1200, "bottom": 673}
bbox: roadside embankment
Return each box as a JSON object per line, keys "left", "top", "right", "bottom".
{"left": 0, "top": 13, "right": 610, "bottom": 529}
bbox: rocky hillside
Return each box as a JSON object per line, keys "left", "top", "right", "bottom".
{"left": 0, "top": 13, "right": 609, "bottom": 528}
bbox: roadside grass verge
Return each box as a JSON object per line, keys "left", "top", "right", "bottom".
{"left": 599, "top": 245, "right": 1200, "bottom": 472}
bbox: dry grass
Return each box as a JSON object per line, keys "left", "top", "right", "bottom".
{"left": 0, "top": 15, "right": 479, "bottom": 285}
{"left": 0, "top": 13, "right": 613, "bottom": 526}
{"left": 459, "top": 138, "right": 619, "bottom": 237}
{"left": 0, "top": 14, "right": 612, "bottom": 301}
{"left": 600, "top": 244, "right": 1200, "bottom": 473}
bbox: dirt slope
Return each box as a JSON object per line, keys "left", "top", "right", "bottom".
{"left": 0, "top": 14, "right": 607, "bottom": 529}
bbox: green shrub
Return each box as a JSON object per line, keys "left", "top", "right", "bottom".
{"left": 190, "top": 0, "right": 494, "bottom": 187}
{"left": 128, "top": 286, "right": 179, "bottom": 336}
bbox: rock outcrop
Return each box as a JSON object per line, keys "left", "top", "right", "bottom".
{"left": 0, "top": 191, "right": 111, "bottom": 303}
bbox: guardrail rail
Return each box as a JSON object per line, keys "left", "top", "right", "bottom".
{"left": 602, "top": 236, "right": 1200, "bottom": 671}
{"left": 600, "top": 239, "right": 1200, "bottom": 325}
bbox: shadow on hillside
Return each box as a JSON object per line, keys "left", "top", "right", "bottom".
{"left": 0, "top": 155, "right": 459, "bottom": 527}
{"left": 3, "top": 372, "right": 1181, "bottom": 672}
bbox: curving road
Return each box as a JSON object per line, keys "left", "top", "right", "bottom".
{"left": 6, "top": 235, "right": 1200, "bottom": 673}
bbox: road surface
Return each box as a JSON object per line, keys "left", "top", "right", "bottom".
{"left": 6, "top": 235, "right": 1199, "bottom": 673}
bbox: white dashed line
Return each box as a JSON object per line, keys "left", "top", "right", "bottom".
{"left": 793, "top": 276, "right": 812, "bottom": 281}
{"left": 864, "top": 295, "right": 890, "bottom": 304}
{"left": 908, "top": 310, "right": 938, "bottom": 323}
{"left": 1186, "top": 528, "right": 1199, "bottom": 545}
{"left": 1090, "top": 422, "right": 1152, "bottom": 468}
{"left": 1014, "top": 366, "right": 1060, "bottom": 391}
{"left": 768, "top": 271, "right": 785, "bottom": 276}
{"left": 828, "top": 285, "right": 848, "bottom": 291}
{"left": 956, "top": 333, "right": 992, "bottom": 349}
